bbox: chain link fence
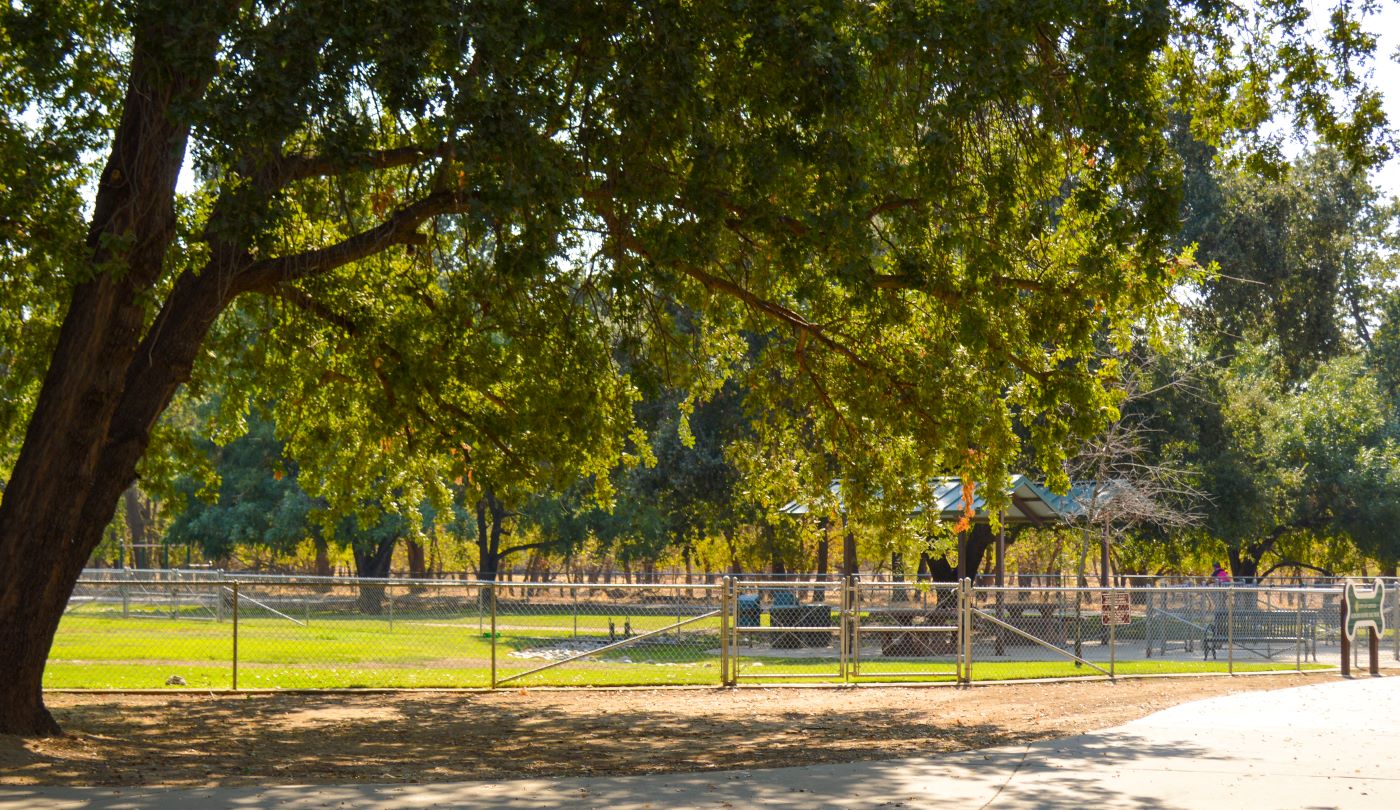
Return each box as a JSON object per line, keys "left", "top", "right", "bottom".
{"left": 52, "top": 573, "right": 1398, "bottom": 689}
{"left": 492, "top": 581, "right": 722, "bottom": 687}
{"left": 726, "top": 579, "right": 843, "bottom": 681}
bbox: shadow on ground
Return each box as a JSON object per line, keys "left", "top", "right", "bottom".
{"left": 0, "top": 730, "right": 1219, "bottom": 809}
{"left": 6, "top": 693, "right": 1042, "bottom": 787}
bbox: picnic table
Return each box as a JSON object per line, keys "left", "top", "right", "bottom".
{"left": 863, "top": 600, "right": 1074, "bottom": 656}
{"left": 863, "top": 606, "right": 958, "bottom": 656}
{"left": 981, "top": 600, "right": 1069, "bottom": 645}
{"left": 1203, "top": 608, "right": 1320, "bottom": 661}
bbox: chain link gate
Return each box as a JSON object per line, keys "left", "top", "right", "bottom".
{"left": 491, "top": 581, "right": 724, "bottom": 687}
{"left": 722, "top": 578, "right": 848, "bottom": 683}
{"left": 848, "top": 579, "right": 962, "bottom": 682}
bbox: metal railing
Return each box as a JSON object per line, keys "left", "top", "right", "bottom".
{"left": 52, "top": 573, "right": 1397, "bottom": 690}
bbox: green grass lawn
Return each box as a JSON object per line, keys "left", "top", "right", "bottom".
{"left": 45, "top": 610, "right": 1331, "bottom": 690}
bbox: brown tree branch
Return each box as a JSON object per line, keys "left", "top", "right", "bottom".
{"left": 270, "top": 143, "right": 455, "bottom": 187}
{"left": 238, "top": 190, "right": 478, "bottom": 293}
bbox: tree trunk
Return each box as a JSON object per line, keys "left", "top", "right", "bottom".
{"left": 928, "top": 555, "right": 956, "bottom": 582}
{"left": 353, "top": 535, "right": 398, "bottom": 614}
{"left": 406, "top": 539, "right": 427, "bottom": 580}
{"left": 475, "top": 495, "right": 500, "bottom": 583}
{"left": 928, "top": 524, "right": 998, "bottom": 583}
{"left": 1100, "top": 528, "right": 1112, "bottom": 589}
{"left": 121, "top": 486, "right": 154, "bottom": 570}
{"left": 313, "top": 538, "right": 332, "bottom": 579}
{"left": 1228, "top": 549, "right": 1260, "bottom": 582}
{"left": 0, "top": 5, "right": 236, "bottom": 736}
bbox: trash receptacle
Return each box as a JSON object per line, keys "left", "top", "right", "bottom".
{"left": 770, "top": 605, "right": 804, "bottom": 648}
{"left": 737, "top": 595, "right": 761, "bottom": 627}
{"left": 800, "top": 604, "right": 834, "bottom": 647}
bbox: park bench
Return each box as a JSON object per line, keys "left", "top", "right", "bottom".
{"left": 1203, "top": 608, "right": 1320, "bottom": 661}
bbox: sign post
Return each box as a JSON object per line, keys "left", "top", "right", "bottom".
{"left": 1102, "top": 592, "right": 1131, "bottom": 678}
{"left": 1341, "top": 581, "right": 1387, "bottom": 677}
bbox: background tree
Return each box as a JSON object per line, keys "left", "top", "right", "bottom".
{"left": 164, "top": 409, "right": 318, "bottom": 567}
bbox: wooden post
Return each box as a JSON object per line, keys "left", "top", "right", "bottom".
{"left": 1369, "top": 628, "right": 1380, "bottom": 676}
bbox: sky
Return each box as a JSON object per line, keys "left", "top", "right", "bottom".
{"left": 1358, "top": 0, "right": 1400, "bottom": 199}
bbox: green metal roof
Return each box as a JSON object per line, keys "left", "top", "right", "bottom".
{"left": 779, "top": 475, "right": 1083, "bottom": 526}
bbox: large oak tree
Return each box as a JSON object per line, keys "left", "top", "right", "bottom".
{"left": 0, "top": 0, "right": 1384, "bottom": 734}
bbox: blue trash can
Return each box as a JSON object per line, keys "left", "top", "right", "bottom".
{"left": 737, "top": 595, "right": 761, "bottom": 627}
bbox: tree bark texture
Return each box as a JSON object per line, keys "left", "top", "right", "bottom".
{"left": 0, "top": 6, "right": 235, "bottom": 735}
{"left": 927, "top": 524, "right": 1000, "bottom": 583}
{"left": 407, "top": 540, "right": 428, "bottom": 580}
{"left": 121, "top": 486, "right": 154, "bottom": 570}
{"left": 474, "top": 490, "right": 510, "bottom": 582}
{"left": 353, "top": 536, "right": 398, "bottom": 614}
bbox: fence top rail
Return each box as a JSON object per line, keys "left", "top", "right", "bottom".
{"left": 75, "top": 571, "right": 1364, "bottom": 596}
{"left": 974, "top": 584, "right": 1347, "bottom": 595}
{"left": 82, "top": 567, "right": 1397, "bottom": 586}
{"left": 75, "top": 574, "right": 724, "bottom": 590}
{"left": 735, "top": 579, "right": 849, "bottom": 587}
{"left": 488, "top": 581, "right": 721, "bottom": 591}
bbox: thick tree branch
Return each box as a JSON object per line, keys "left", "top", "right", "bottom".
{"left": 270, "top": 143, "right": 455, "bottom": 187}
{"left": 500, "top": 539, "right": 566, "bottom": 560}
{"left": 238, "top": 190, "right": 479, "bottom": 292}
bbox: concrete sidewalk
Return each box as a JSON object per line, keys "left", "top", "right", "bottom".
{"left": 5, "top": 676, "right": 1397, "bottom": 809}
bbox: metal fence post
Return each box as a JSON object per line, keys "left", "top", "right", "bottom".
{"left": 955, "top": 577, "right": 963, "bottom": 685}
{"left": 1227, "top": 585, "right": 1235, "bottom": 675}
{"left": 957, "top": 578, "right": 968, "bottom": 685}
{"left": 387, "top": 585, "right": 394, "bottom": 633}
{"left": 719, "top": 576, "right": 730, "bottom": 686}
{"left": 967, "top": 578, "right": 977, "bottom": 685}
{"left": 1109, "top": 612, "right": 1116, "bottom": 680}
{"left": 849, "top": 576, "right": 860, "bottom": 680}
{"left": 231, "top": 580, "right": 239, "bottom": 690}
{"left": 1296, "top": 595, "right": 1303, "bottom": 672}
{"left": 839, "top": 576, "right": 850, "bottom": 681}
{"left": 489, "top": 580, "right": 498, "bottom": 689}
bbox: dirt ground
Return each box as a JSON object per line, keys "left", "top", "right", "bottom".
{"left": 0, "top": 673, "right": 1345, "bottom": 786}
